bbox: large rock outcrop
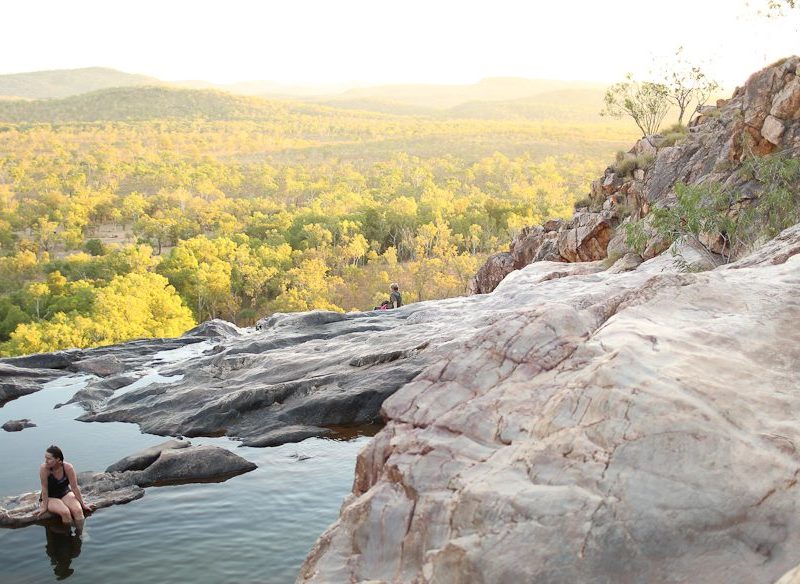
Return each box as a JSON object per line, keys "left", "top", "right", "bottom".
{"left": 298, "top": 222, "right": 800, "bottom": 584}
{"left": 470, "top": 55, "right": 800, "bottom": 294}
{"left": 645, "top": 56, "right": 800, "bottom": 203}
{"left": 64, "top": 263, "right": 603, "bottom": 447}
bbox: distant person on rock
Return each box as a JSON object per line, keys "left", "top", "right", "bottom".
{"left": 389, "top": 282, "right": 402, "bottom": 309}
{"left": 37, "top": 445, "right": 94, "bottom": 535}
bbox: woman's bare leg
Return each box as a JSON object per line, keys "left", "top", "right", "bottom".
{"left": 46, "top": 498, "right": 73, "bottom": 528}
{"left": 61, "top": 493, "right": 85, "bottom": 534}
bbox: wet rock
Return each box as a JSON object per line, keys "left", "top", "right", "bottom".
{"left": 0, "top": 381, "right": 42, "bottom": 406}
{"left": 69, "top": 355, "right": 126, "bottom": 377}
{"left": 0, "top": 335, "right": 209, "bottom": 403}
{"left": 0, "top": 486, "right": 145, "bottom": 529}
{"left": 33, "top": 261, "right": 596, "bottom": 449}
{"left": 82, "top": 337, "right": 208, "bottom": 364}
{"left": 105, "top": 439, "right": 191, "bottom": 472}
{"left": 0, "top": 364, "right": 63, "bottom": 406}
{"left": 256, "top": 310, "right": 349, "bottom": 332}
{"left": 0, "top": 443, "right": 256, "bottom": 528}
{"left": 2, "top": 419, "right": 36, "bottom": 432}
{"left": 66, "top": 373, "right": 140, "bottom": 407}
{"left": 129, "top": 444, "right": 256, "bottom": 487}
{"left": 243, "top": 425, "right": 332, "bottom": 448}
{"left": 0, "top": 350, "right": 84, "bottom": 370}
{"left": 185, "top": 319, "right": 244, "bottom": 338}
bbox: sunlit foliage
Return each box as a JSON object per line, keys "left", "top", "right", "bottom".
{"left": 0, "top": 96, "right": 636, "bottom": 355}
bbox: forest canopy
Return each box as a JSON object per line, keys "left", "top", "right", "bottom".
{"left": 0, "top": 86, "right": 638, "bottom": 356}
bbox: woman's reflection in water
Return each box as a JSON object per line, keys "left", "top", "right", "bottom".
{"left": 44, "top": 523, "right": 82, "bottom": 580}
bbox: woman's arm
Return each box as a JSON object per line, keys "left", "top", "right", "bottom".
{"left": 37, "top": 466, "right": 49, "bottom": 515}
{"left": 65, "top": 463, "right": 92, "bottom": 511}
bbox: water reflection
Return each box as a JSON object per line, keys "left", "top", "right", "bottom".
{"left": 44, "top": 523, "right": 82, "bottom": 580}
{"left": 325, "top": 422, "right": 384, "bottom": 441}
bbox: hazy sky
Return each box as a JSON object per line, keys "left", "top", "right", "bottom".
{"left": 3, "top": 1, "right": 798, "bottom": 87}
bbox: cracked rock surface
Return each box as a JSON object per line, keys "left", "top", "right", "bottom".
{"left": 298, "top": 224, "right": 800, "bottom": 584}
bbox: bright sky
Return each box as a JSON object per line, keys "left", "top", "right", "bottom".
{"left": 3, "top": 0, "right": 798, "bottom": 87}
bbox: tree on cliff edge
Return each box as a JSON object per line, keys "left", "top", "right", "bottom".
{"left": 660, "top": 47, "right": 720, "bottom": 126}
{"left": 601, "top": 74, "right": 670, "bottom": 141}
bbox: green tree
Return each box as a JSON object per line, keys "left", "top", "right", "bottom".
{"left": 0, "top": 272, "right": 194, "bottom": 356}
{"left": 661, "top": 47, "right": 720, "bottom": 125}
{"left": 271, "top": 258, "right": 343, "bottom": 313}
{"left": 602, "top": 74, "right": 670, "bottom": 141}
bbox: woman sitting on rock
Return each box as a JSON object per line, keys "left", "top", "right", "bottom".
{"left": 37, "top": 445, "right": 94, "bottom": 534}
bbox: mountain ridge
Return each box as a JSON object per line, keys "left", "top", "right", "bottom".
{"left": 0, "top": 82, "right": 625, "bottom": 124}
{"left": 0, "top": 67, "right": 613, "bottom": 111}
{"left": 0, "top": 67, "right": 161, "bottom": 99}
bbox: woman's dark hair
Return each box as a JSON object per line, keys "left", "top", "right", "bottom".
{"left": 46, "top": 445, "right": 64, "bottom": 462}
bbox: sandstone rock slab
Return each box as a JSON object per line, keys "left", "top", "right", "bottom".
{"left": 299, "top": 223, "right": 800, "bottom": 584}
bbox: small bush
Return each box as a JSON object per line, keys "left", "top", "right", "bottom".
{"left": 236, "top": 307, "right": 258, "bottom": 325}
{"left": 614, "top": 199, "right": 638, "bottom": 219}
{"left": 615, "top": 156, "right": 637, "bottom": 177}
{"left": 663, "top": 123, "right": 688, "bottom": 135}
{"left": 660, "top": 132, "right": 688, "bottom": 148}
{"left": 574, "top": 197, "right": 591, "bottom": 209}
{"left": 83, "top": 239, "right": 107, "bottom": 256}
{"left": 635, "top": 153, "right": 655, "bottom": 169}
{"left": 635, "top": 151, "right": 799, "bottom": 264}
{"left": 613, "top": 153, "right": 655, "bottom": 179}
{"left": 624, "top": 220, "right": 648, "bottom": 255}
{"left": 739, "top": 151, "right": 800, "bottom": 239}
{"left": 659, "top": 126, "right": 688, "bottom": 148}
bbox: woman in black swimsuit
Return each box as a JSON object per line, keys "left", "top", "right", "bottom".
{"left": 37, "top": 445, "right": 94, "bottom": 533}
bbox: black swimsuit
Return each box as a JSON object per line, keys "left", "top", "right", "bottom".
{"left": 47, "top": 469, "right": 71, "bottom": 499}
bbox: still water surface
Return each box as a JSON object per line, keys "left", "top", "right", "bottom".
{"left": 0, "top": 343, "right": 371, "bottom": 583}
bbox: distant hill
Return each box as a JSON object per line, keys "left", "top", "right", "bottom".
{"left": 443, "top": 88, "right": 611, "bottom": 123}
{"left": 0, "top": 86, "right": 343, "bottom": 123}
{"left": 312, "top": 85, "right": 615, "bottom": 123}
{"left": 0, "top": 68, "right": 617, "bottom": 122}
{"left": 0, "top": 67, "right": 162, "bottom": 99}
{"left": 321, "top": 77, "right": 609, "bottom": 109}
{"left": 314, "top": 98, "right": 438, "bottom": 117}
{"left": 0, "top": 71, "right": 629, "bottom": 125}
